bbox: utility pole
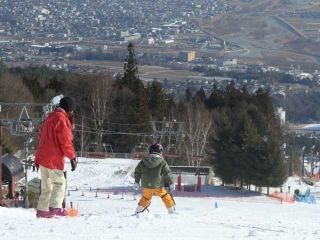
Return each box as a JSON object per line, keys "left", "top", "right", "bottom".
{"left": 22, "top": 137, "right": 33, "bottom": 208}
{"left": 301, "top": 146, "right": 305, "bottom": 177}
{"left": 0, "top": 125, "right": 3, "bottom": 206}
{"left": 24, "top": 140, "right": 29, "bottom": 208}
{"left": 81, "top": 116, "right": 84, "bottom": 158}
{"left": 0, "top": 125, "right": 7, "bottom": 207}
{"left": 311, "top": 145, "right": 315, "bottom": 177}
{"left": 288, "top": 146, "right": 293, "bottom": 177}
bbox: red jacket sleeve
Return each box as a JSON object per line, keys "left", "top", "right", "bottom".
{"left": 56, "top": 117, "right": 76, "bottom": 160}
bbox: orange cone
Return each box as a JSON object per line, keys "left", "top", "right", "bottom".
{"left": 68, "top": 208, "right": 79, "bottom": 217}
{"left": 67, "top": 202, "right": 78, "bottom": 217}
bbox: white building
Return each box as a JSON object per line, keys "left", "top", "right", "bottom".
{"left": 147, "top": 37, "right": 154, "bottom": 45}
{"left": 223, "top": 59, "right": 237, "bottom": 66}
{"left": 298, "top": 72, "right": 313, "bottom": 80}
{"left": 160, "top": 39, "right": 174, "bottom": 44}
{"left": 123, "top": 33, "right": 141, "bottom": 42}
{"left": 276, "top": 107, "right": 286, "bottom": 126}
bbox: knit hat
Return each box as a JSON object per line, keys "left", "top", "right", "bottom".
{"left": 149, "top": 143, "right": 164, "bottom": 154}
{"left": 59, "top": 97, "right": 75, "bottom": 112}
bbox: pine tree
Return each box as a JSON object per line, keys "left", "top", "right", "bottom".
{"left": 185, "top": 88, "right": 193, "bottom": 102}
{"left": 211, "top": 109, "right": 238, "bottom": 184}
{"left": 244, "top": 90, "right": 286, "bottom": 188}
{"left": 119, "top": 42, "right": 144, "bottom": 92}
{"left": 0, "top": 60, "right": 6, "bottom": 76}
{"left": 210, "top": 85, "right": 287, "bottom": 188}
{"left": 147, "top": 81, "right": 168, "bottom": 120}
{"left": 194, "top": 88, "right": 206, "bottom": 103}
{"left": 225, "top": 81, "right": 243, "bottom": 110}
{"left": 111, "top": 43, "right": 150, "bottom": 152}
{"left": 254, "top": 89, "right": 286, "bottom": 186}
{"left": 206, "top": 84, "right": 224, "bottom": 110}
{"left": 240, "top": 111, "right": 261, "bottom": 187}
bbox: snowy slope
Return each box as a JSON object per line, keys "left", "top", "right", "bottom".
{"left": 1, "top": 158, "right": 320, "bottom": 240}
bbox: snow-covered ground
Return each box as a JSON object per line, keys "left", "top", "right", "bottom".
{"left": 1, "top": 158, "right": 320, "bottom": 240}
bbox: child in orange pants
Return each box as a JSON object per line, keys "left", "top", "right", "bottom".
{"left": 134, "top": 143, "right": 175, "bottom": 214}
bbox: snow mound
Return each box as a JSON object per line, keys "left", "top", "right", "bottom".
{"left": 67, "top": 158, "right": 138, "bottom": 190}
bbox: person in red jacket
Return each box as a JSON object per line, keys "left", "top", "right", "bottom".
{"left": 35, "top": 97, "right": 77, "bottom": 218}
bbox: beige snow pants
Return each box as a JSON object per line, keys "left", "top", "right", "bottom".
{"left": 37, "top": 166, "right": 66, "bottom": 211}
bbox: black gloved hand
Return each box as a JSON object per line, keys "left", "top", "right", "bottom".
{"left": 71, "top": 158, "right": 77, "bottom": 171}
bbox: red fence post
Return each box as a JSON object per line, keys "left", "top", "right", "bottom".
{"left": 196, "top": 175, "right": 202, "bottom": 192}
{"left": 177, "top": 174, "right": 182, "bottom": 191}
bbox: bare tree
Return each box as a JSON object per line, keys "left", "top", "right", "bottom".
{"left": 182, "top": 102, "right": 213, "bottom": 166}
{"left": 90, "top": 74, "right": 113, "bottom": 148}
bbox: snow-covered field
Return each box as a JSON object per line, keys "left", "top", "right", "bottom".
{"left": 1, "top": 158, "right": 320, "bottom": 240}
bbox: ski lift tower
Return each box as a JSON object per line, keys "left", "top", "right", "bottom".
{"left": 0, "top": 95, "right": 63, "bottom": 207}
{"left": 150, "top": 118, "right": 184, "bottom": 159}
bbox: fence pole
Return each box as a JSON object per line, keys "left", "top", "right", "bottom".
{"left": 0, "top": 126, "right": 3, "bottom": 206}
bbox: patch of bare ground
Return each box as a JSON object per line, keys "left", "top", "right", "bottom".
{"left": 248, "top": 21, "right": 274, "bottom": 41}
{"left": 233, "top": 0, "right": 285, "bottom": 12}
{"left": 261, "top": 51, "right": 319, "bottom": 71}
{"left": 285, "top": 39, "right": 320, "bottom": 56}
{"left": 200, "top": 15, "right": 266, "bottom": 36}
{"left": 233, "top": 0, "right": 320, "bottom": 12}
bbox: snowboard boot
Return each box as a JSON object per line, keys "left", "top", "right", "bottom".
{"left": 49, "top": 207, "right": 69, "bottom": 217}
{"left": 167, "top": 206, "right": 176, "bottom": 214}
{"left": 36, "top": 210, "right": 53, "bottom": 218}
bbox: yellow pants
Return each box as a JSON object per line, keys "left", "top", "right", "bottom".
{"left": 37, "top": 166, "right": 66, "bottom": 211}
{"left": 138, "top": 187, "right": 175, "bottom": 209}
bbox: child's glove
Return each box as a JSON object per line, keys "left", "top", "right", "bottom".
{"left": 169, "top": 183, "right": 175, "bottom": 192}
{"left": 134, "top": 182, "right": 140, "bottom": 191}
